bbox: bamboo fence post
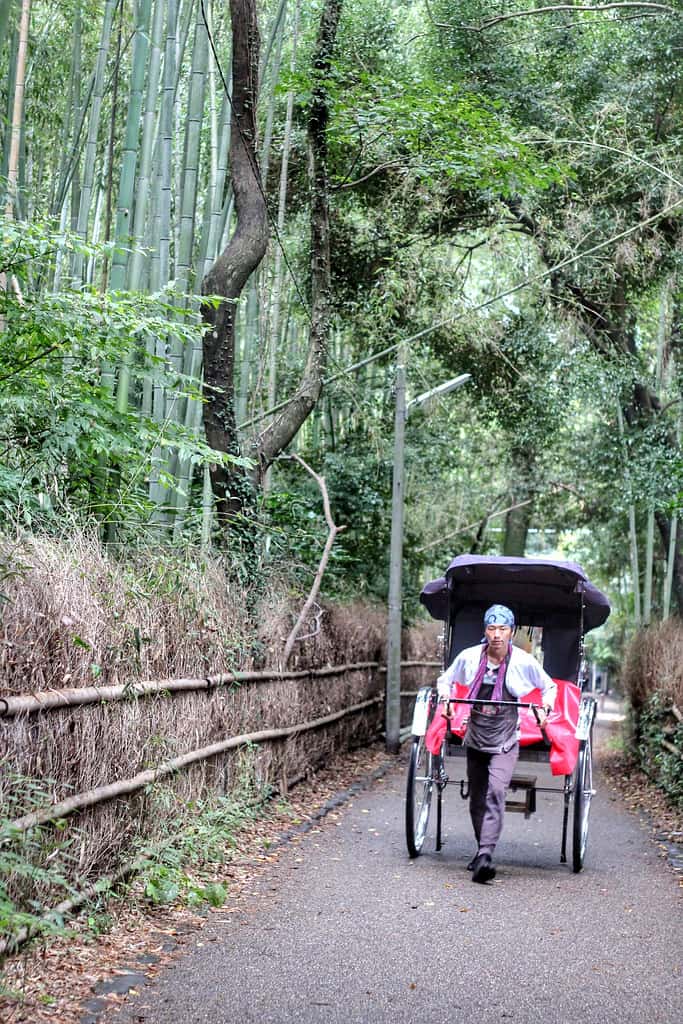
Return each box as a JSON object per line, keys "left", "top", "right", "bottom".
{"left": 0, "top": 662, "right": 383, "bottom": 716}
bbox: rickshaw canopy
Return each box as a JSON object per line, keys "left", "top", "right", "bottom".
{"left": 420, "top": 555, "right": 610, "bottom": 681}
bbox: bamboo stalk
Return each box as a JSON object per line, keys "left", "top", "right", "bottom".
{"left": 3, "top": 0, "right": 30, "bottom": 219}
{"left": 616, "top": 405, "right": 641, "bottom": 628}
{"left": 258, "top": 0, "right": 287, "bottom": 192}
{"left": 0, "top": 0, "right": 30, "bottom": 324}
{"left": 0, "top": 0, "right": 17, "bottom": 56}
{"left": 70, "top": 0, "right": 116, "bottom": 283}
{"left": 166, "top": 1, "right": 211, "bottom": 530}
{"left": 1, "top": 22, "right": 19, "bottom": 185}
{"left": 158, "top": 0, "right": 176, "bottom": 288}
{"left": 109, "top": 0, "right": 152, "bottom": 295}
{"left": 201, "top": 462, "right": 214, "bottom": 549}
{"left": 174, "top": 0, "right": 208, "bottom": 307}
{"left": 147, "top": 0, "right": 178, "bottom": 521}
{"left": 643, "top": 507, "right": 655, "bottom": 625}
{"left": 0, "top": 662, "right": 382, "bottom": 717}
{"left": 129, "top": 0, "right": 164, "bottom": 292}
{"left": 8, "top": 698, "right": 382, "bottom": 833}
{"left": 198, "top": 57, "right": 231, "bottom": 284}
{"left": 99, "top": 0, "right": 123, "bottom": 295}
{"left": 263, "top": 0, "right": 300, "bottom": 494}
{"left": 663, "top": 403, "right": 680, "bottom": 619}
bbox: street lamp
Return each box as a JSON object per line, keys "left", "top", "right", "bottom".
{"left": 385, "top": 356, "right": 471, "bottom": 753}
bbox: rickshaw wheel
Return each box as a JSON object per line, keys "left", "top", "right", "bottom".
{"left": 406, "top": 736, "right": 434, "bottom": 858}
{"left": 571, "top": 734, "right": 593, "bottom": 872}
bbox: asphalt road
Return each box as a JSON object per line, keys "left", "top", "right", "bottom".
{"left": 105, "top": 704, "right": 682, "bottom": 1024}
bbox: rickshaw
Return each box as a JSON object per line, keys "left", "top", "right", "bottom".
{"left": 405, "top": 555, "right": 610, "bottom": 873}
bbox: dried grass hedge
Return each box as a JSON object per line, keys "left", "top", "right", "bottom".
{"left": 0, "top": 532, "right": 260, "bottom": 690}
{"left": 621, "top": 620, "right": 683, "bottom": 808}
{"left": 0, "top": 531, "right": 436, "bottom": 932}
{"left": 621, "top": 620, "right": 683, "bottom": 711}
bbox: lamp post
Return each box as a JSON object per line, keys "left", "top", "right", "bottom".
{"left": 385, "top": 363, "right": 471, "bottom": 753}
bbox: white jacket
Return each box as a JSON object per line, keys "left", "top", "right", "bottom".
{"left": 436, "top": 643, "right": 557, "bottom": 707}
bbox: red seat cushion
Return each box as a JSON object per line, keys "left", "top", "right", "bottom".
{"left": 425, "top": 678, "right": 581, "bottom": 776}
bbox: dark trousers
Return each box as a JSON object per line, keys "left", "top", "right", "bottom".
{"left": 466, "top": 743, "right": 519, "bottom": 857}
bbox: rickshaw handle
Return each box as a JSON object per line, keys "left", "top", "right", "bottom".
{"left": 444, "top": 697, "right": 551, "bottom": 741}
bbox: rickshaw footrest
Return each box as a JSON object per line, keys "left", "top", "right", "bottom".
{"left": 506, "top": 774, "right": 537, "bottom": 818}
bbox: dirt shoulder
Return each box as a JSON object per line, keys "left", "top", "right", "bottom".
{"left": 600, "top": 748, "right": 683, "bottom": 876}
{"left": 0, "top": 743, "right": 395, "bottom": 1024}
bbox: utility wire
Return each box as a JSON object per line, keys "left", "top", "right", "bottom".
{"left": 238, "top": 193, "right": 683, "bottom": 429}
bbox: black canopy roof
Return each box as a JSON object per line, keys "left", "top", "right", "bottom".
{"left": 420, "top": 554, "right": 610, "bottom": 633}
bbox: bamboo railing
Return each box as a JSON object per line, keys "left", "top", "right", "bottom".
{"left": 0, "top": 661, "right": 440, "bottom": 717}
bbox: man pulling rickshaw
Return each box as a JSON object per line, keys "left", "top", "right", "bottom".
{"left": 406, "top": 555, "right": 611, "bottom": 877}
{"left": 435, "top": 603, "right": 557, "bottom": 883}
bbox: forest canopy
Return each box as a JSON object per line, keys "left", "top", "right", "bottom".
{"left": 1, "top": 0, "right": 682, "bottom": 657}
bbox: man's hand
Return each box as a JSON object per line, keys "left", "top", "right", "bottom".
{"left": 536, "top": 704, "right": 553, "bottom": 727}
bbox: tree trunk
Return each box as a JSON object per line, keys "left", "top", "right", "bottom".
{"left": 502, "top": 448, "right": 536, "bottom": 556}
{"left": 201, "top": 0, "right": 269, "bottom": 524}
{"left": 253, "top": 0, "right": 343, "bottom": 482}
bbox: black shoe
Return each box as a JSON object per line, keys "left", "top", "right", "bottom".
{"left": 466, "top": 854, "right": 477, "bottom": 871}
{"left": 471, "top": 853, "right": 496, "bottom": 884}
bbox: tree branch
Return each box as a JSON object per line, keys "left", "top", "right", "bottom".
{"left": 424, "top": 0, "right": 451, "bottom": 30}
{"left": 255, "top": 0, "right": 343, "bottom": 479}
{"left": 281, "top": 454, "right": 346, "bottom": 667}
{"left": 334, "top": 159, "right": 403, "bottom": 191}
{"left": 474, "top": 4, "right": 675, "bottom": 31}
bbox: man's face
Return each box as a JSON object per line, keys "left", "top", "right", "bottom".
{"left": 485, "top": 623, "right": 512, "bottom": 654}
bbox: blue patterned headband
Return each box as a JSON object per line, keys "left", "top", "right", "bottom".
{"left": 483, "top": 604, "right": 515, "bottom": 628}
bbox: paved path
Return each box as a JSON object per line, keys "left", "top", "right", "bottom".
{"left": 105, "top": 708, "right": 681, "bottom": 1024}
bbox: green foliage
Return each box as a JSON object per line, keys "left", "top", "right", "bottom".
{"left": 0, "top": 222, "right": 242, "bottom": 531}
{"left": 330, "top": 71, "right": 561, "bottom": 194}
{"left": 0, "top": 773, "right": 80, "bottom": 953}
{"left": 135, "top": 778, "right": 265, "bottom": 909}
{"left": 638, "top": 694, "right": 683, "bottom": 809}
{"left": 263, "top": 437, "right": 398, "bottom": 602}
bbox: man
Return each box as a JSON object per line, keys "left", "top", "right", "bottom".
{"left": 436, "top": 603, "right": 557, "bottom": 884}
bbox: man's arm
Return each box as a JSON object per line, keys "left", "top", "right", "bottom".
{"left": 530, "top": 658, "right": 557, "bottom": 712}
{"left": 436, "top": 651, "right": 467, "bottom": 701}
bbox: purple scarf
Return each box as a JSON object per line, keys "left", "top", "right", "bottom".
{"left": 466, "top": 641, "right": 512, "bottom": 702}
